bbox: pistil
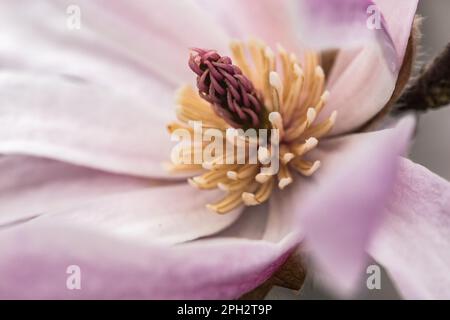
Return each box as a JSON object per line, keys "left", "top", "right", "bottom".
{"left": 189, "top": 48, "right": 265, "bottom": 129}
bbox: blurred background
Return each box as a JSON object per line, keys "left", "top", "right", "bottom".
{"left": 410, "top": 0, "right": 450, "bottom": 181}
{"left": 269, "top": 0, "right": 450, "bottom": 299}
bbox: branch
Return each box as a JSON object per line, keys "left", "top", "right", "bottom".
{"left": 396, "top": 43, "right": 450, "bottom": 113}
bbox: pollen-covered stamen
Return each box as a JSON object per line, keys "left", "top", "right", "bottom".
{"left": 227, "top": 164, "right": 258, "bottom": 181}
{"left": 189, "top": 48, "right": 264, "bottom": 129}
{"left": 278, "top": 164, "right": 293, "bottom": 190}
{"left": 280, "top": 145, "right": 295, "bottom": 165}
{"left": 188, "top": 168, "right": 233, "bottom": 190}
{"left": 242, "top": 177, "right": 274, "bottom": 206}
{"left": 168, "top": 40, "right": 338, "bottom": 214}
{"left": 291, "top": 137, "right": 319, "bottom": 157}
{"left": 291, "top": 159, "right": 321, "bottom": 177}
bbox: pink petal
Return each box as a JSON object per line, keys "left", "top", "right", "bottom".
{"left": 375, "top": 0, "right": 419, "bottom": 62}
{"left": 0, "top": 0, "right": 230, "bottom": 86}
{"left": 290, "top": 0, "right": 386, "bottom": 50}
{"left": 270, "top": 117, "right": 415, "bottom": 295}
{"left": 0, "top": 221, "right": 296, "bottom": 299}
{"left": 0, "top": 156, "right": 149, "bottom": 227}
{"left": 291, "top": 0, "right": 416, "bottom": 62}
{"left": 195, "top": 0, "right": 302, "bottom": 54}
{"left": 321, "top": 0, "right": 418, "bottom": 135}
{"left": 76, "top": 0, "right": 231, "bottom": 85}
{"left": 0, "top": 169, "right": 299, "bottom": 299}
{"left": 31, "top": 183, "right": 243, "bottom": 245}
{"left": 218, "top": 202, "right": 304, "bottom": 243}
{"left": 0, "top": 1, "right": 233, "bottom": 177}
{"left": 323, "top": 44, "right": 398, "bottom": 135}
{"left": 0, "top": 72, "right": 176, "bottom": 178}
{"left": 215, "top": 205, "right": 271, "bottom": 240}
{"left": 369, "top": 158, "right": 450, "bottom": 299}
{"left": 0, "top": 156, "right": 242, "bottom": 244}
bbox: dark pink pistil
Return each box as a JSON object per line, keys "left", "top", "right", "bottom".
{"left": 188, "top": 48, "right": 264, "bottom": 128}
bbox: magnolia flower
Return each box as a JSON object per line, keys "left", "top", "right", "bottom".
{"left": 0, "top": 0, "right": 449, "bottom": 300}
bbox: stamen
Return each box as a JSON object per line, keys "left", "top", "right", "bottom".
{"left": 276, "top": 44, "right": 293, "bottom": 101}
{"left": 176, "top": 86, "right": 228, "bottom": 129}
{"left": 292, "top": 160, "right": 321, "bottom": 176}
{"left": 268, "top": 111, "right": 284, "bottom": 138}
{"left": 167, "top": 122, "right": 191, "bottom": 134}
{"left": 242, "top": 177, "right": 274, "bottom": 206}
{"left": 303, "top": 111, "right": 338, "bottom": 139}
{"left": 269, "top": 71, "right": 282, "bottom": 92}
{"left": 169, "top": 40, "right": 338, "bottom": 214}
{"left": 218, "top": 175, "right": 254, "bottom": 192}
{"left": 284, "top": 108, "right": 316, "bottom": 142}
{"left": 170, "top": 141, "right": 204, "bottom": 165}
{"left": 202, "top": 151, "right": 241, "bottom": 171}
{"left": 283, "top": 64, "right": 304, "bottom": 121}
{"left": 292, "top": 137, "right": 319, "bottom": 156}
{"left": 236, "top": 164, "right": 258, "bottom": 179}
{"left": 314, "top": 91, "right": 330, "bottom": 114}
{"left": 230, "top": 41, "right": 253, "bottom": 80}
{"left": 207, "top": 191, "right": 244, "bottom": 214}
{"left": 227, "top": 170, "right": 239, "bottom": 180}
{"left": 255, "top": 172, "right": 273, "bottom": 184}
{"left": 278, "top": 164, "right": 293, "bottom": 190}
{"left": 257, "top": 146, "right": 271, "bottom": 164}
{"left": 282, "top": 153, "right": 295, "bottom": 164}
{"left": 295, "top": 52, "right": 320, "bottom": 116}
{"left": 279, "top": 146, "right": 295, "bottom": 165}
{"left": 189, "top": 169, "right": 230, "bottom": 190}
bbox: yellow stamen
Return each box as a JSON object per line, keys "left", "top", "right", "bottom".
{"left": 292, "top": 137, "right": 319, "bottom": 156}
{"left": 291, "top": 159, "right": 321, "bottom": 177}
{"left": 207, "top": 191, "right": 245, "bottom": 214}
{"left": 176, "top": 86, "right": 229, "bottom": 129}
{"left": 303, "top": 111, "right": 338, "bottom": 139}
{"left": 278, "top": 164, "right": 293, "bottom": 190}
{"left": 168, "top": 40, "right": 337, "bottom": 214}
{"left": 242, "top": 177, "right": 274, "bottom": 206}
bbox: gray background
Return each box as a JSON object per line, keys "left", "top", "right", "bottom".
{"left": 411, "top": 0, "right": 450, "bottom": 181}
{"left": 269, "top": 0, "right": 450, "bottom": 299}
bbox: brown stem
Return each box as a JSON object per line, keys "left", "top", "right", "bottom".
{"left": 240, "top": 252, "right": 307, "bottom": 300}
{"left": 396, "top": 43, "right": 450, "bottom": 113}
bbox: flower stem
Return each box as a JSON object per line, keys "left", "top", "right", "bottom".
{"left": 396, "top": 43, "right": 450, "bottom": 113}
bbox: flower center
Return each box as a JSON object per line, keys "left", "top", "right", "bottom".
{"left": 167, "top": 40, "right": 337, "bottom": 214}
